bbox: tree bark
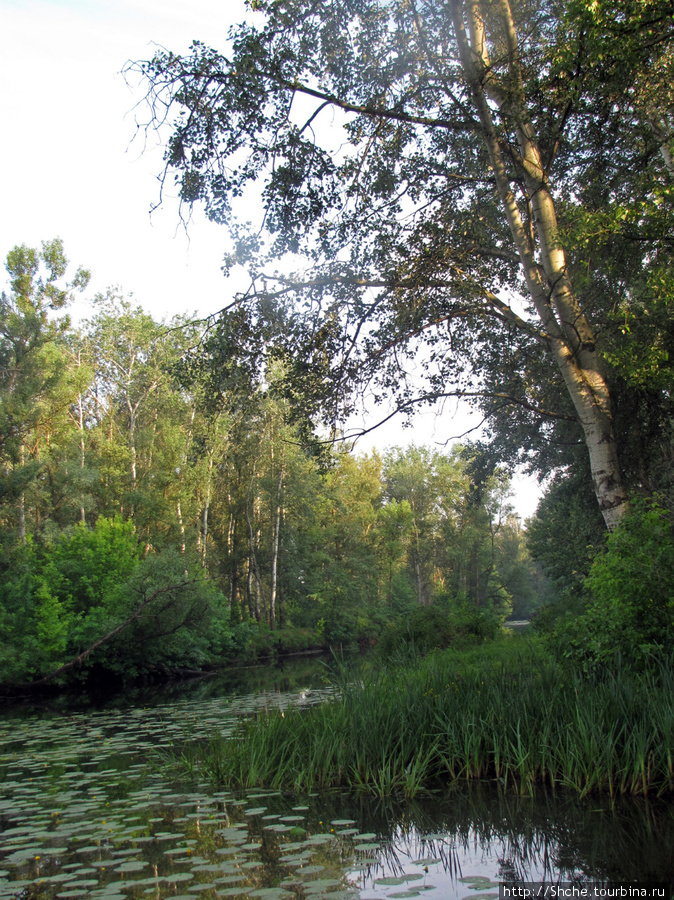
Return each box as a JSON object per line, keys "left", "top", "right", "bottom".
{"left": 451, "top": 0, "right": 629, "bottom": 529}
{"left": 269, "top": 468, "right": 282, "bottom": 631}
{"left": 177, "top": 500, "right": 186, "bottom": 553}
{"left": 245, "top": 495, "right": 263, "bottom": 622}
{"left": 18, "top": 444, "right": 26, "bottom": 546}
{"left": 201, "top": 452, "right": 213, "bottom": 565}
{"left": 78, "top": 392, "right": 86, "bottom": 524}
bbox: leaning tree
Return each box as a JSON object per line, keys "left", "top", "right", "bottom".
{"left": 130, "top": 0, "right": 674, "bottom": 529}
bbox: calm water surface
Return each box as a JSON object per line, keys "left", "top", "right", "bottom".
{"left": 1, "top": 657, "right": 673, "bottom": 899}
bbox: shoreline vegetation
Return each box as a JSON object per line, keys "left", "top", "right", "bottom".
{"left": 159, "top": 632, "right": 674, "bottom": 800}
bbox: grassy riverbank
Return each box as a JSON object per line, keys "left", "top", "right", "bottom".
{"left": 166, "top": 634, "right": 674, "bottom": 798}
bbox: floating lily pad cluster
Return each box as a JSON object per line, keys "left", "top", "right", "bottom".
{"left": 1, "top": 690, "right": 512, "bottom": 899}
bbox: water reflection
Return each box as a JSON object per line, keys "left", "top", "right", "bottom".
{"left": 0, "top": 653, "right": 333, "bottom": 715}
{"left": 1, "top": 670, "right": 673, "bottom": 900}
{"left": 304, "top": 790, "right": 674, "bottom": 896}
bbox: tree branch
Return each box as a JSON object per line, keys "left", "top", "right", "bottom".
{"left": 269, "top": 73, "right": 475, "bottom": 133}
{"left": 245, "top": 272, "right": 550, "bottom": 345}
{"left": 24, "top": 577, "right": 206, "bottom": 688}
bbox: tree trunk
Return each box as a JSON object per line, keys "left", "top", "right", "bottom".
{"left": 177, "top": 500, "right": 185, "bottom": 553}
{"left": 230, "top": 522, "right": 241, "bottom": 622}
{"left": 78, "top": 392, "right": 86, "bottom": 524}
{"left": 245, "top": 499, "right": 263, "bottom": 622}
{"left": 411, "top": 518, "right": 427, "bottom": 605}
{"left": 451, "top": 0, "right": 629, "bottom": 529}
{"left": 269, "top": 468, "right": 282, "bottom": 631}
{"left": 201, "top": 452, "right": 213, "bottom": 566}
{"left": 18, "top": 444, "right": 26, "bottom": 546}
{"left": 127, "top": 401, "right": 137, "bottom": 488}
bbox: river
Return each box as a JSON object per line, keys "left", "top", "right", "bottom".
{"left": 1, "top": 656, "right": 673, "bottom": 899}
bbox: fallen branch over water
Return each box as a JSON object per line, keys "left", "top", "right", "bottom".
{"left": 19, "top": 577, "right": 206, "bottom": 690}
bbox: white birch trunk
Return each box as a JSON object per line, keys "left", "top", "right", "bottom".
{"left": 452, "top": 0, "right": 629, "bottom": 529}
{"left": 269, "top": 469, "right": 282, "bottom": 631}
{"left": 201, "top": 452, "right": 213, "bottom": 566}
{"left": 78, "top": 393, "right": 86, "bottom": 524}
{"left": 177, "top": 500, "right": 185, "bottom": 553}
{"left": 245, "top": 486, "right": 263, "bottom": 622}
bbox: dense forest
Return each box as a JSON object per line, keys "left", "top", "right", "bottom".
{"left": 0, "top": 239, "right": 548, "bottom": 686}
{"left": 2, "top": 0, "right": 674, "bottom": 692}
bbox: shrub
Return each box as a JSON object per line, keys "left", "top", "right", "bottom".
{"left": 554, "top": 498, "right": 674, "bottom": 674}
{"left": 376, "top": 600, "right": 499, "bottom": 659}
{"left": 41, "top": 516, "right": 141, "bottom": 617}
{"left": 0, "top": 541, "right": 59, "bottom": 682}
{"left": 0, "top": 519, "right": 233, "bottom": 685}
{"left": 0, "top": 519, "right": 141, "bottom": 684}
{"left": 91, "top": 548, "right": 231, "bottom": 679}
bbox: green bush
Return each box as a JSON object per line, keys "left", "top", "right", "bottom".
{"left": 90, "top": 548, "right": 231, "bottom": 679}
{"left": 0, "top": 519, "right": 141, "bottom": 683}
{"left": 231, "top": 621, "right": 275, "bottom": 662}
{"left": 41, "top": 516, "right": 141, "bottom": 618}
{"left": 0, "top": 541, "right": 56, "bottom": 682}
{"left": 553, "top": 498, "right": 674, "bottom": 674}
{"left": 0, "top": 518, "right": 233, "bottom": 685}
{"left": 376, "top": 601, "right": 499, "bottom": 659}
{"left": 276, "top": 626, "right": 317, "bottom": 655}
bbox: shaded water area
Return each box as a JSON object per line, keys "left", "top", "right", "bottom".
{"left": 1, "top": 657, "right": 673, "bottom": 900}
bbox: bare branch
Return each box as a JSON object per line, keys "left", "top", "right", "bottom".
{"left": 24, "top": 577, "right": 207, "bottom": 688}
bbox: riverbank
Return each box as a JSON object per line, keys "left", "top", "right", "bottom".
{"left": 0, "top": 621, "right": 335, "bottom": 703}
{"left": 164, "top": 633, "right": 674, "bottom": 798}
{"left": 3, "top": 679, "right": 674, "bottom": 897}
{"left": 0, "top": 600, "right": 507, "bottom": 699}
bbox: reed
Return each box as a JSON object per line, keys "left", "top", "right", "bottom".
{"left": 165, "top": 638, "right": 674, "bottom": 798}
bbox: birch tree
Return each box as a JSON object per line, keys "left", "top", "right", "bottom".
{"left": 132, "top": 0, "right": 673, "bottom": 529}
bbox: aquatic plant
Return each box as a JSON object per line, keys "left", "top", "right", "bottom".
{"left": 168, "top": 640, "right": 674, "bottom": 798}
{"left": 3, "top": 662, "right": 674, "bottom": 899}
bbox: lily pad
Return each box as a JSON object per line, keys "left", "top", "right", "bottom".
{"left": 376, "top": 875, "right": 423, "bottom": 886}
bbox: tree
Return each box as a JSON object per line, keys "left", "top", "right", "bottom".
{"left": 527, "top": 465, "right": 607, "bottom": 599}
{"left": 86, "top": 292, "right": 168, "bottom": 512}
{"left": 0, "top": 240, "right": 89, "bottom": 544}
{"left": 375, "top": 497, "right": 414, "bottom": 607}
{"left": 548, "top": 498, "right": 674, "bottom": 673}
{"left": 383, "top": 446, "right": 442, "bottom": 605}
{"left": 131, "top": 0, "right": 673, "bottom": 530}
{"left": 288, "top": 448, "right": 384, "bottom": 631}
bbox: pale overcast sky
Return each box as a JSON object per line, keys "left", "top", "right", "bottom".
{"left": 0, "top": 0, "right": 247, "bottom": 318}
{"left": 0, "top": 0, "right": 543, "bottom": 517}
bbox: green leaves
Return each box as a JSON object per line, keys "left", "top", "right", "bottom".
{"left": 546, "top": 498, "right": 674, "bottom": 674}
{"left": 129, "top": 0, "right": 674, "bottom": 529}
{"left": 42, "top": 516, "right": 141, "bottom": 617}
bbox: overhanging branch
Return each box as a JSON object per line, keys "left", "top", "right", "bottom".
{"left": 283, "top": 387, "right": 576, "bottom": 449}
{"left": 22, "top": 577, "right": 208, "bottom": 688}
{"left": 244, "top": 272, "right": 550, "bottom": 346}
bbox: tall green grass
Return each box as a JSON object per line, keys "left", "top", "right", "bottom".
{"left": 165, "top": 636, "right": 674, "bottom": 798}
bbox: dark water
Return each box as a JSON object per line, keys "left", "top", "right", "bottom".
{"left": 1, "top": 656, "right": 673, "bottom": 899}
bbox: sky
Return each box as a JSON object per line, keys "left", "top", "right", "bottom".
{"left": 0, "top": 0, "right": 543, "bottom": 518}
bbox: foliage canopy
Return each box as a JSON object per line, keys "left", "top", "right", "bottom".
{"left": 131, "top": 0, "right": 674, "bottom": 528}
